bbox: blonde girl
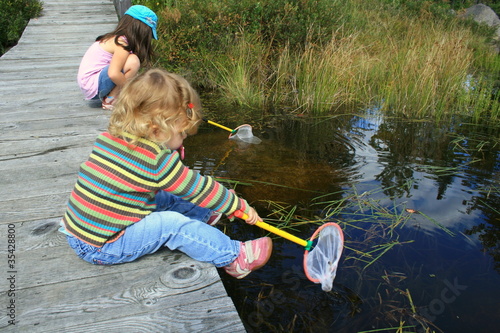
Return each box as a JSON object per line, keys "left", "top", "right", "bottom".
{"left": 61, "top": 68, "right": 273, "bottom": 279}
{"left": 77, "top": 5, "right": 157, "bottom": 110}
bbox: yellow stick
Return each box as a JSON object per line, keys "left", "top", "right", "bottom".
{"left": 205, "top": 119, "right": 234, "bottom": 133}
{"left": 235, "top": 211, "right": 312, "bottom": 249}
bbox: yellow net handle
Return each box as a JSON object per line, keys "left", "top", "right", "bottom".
{"left": 204, "top": 119, "right": 235, "bottom": 133}
{"left": 234, "top": 211, "right": 313, "bottom": 250}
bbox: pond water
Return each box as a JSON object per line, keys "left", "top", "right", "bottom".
{"left": 182, "top": 107, "right": 500, "bottom": 333}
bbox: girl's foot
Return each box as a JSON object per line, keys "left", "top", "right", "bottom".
{"left": 102, "top": 96, "right": 115, "bottom": 110}
{"left": 224, "top": 237, "right": 273, "bottom": 279}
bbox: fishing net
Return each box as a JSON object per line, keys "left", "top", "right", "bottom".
{"left": 303, "top": 222, "right": 344, "bottom": 292}
{"left": 233, "top": 211, "right": 343, "bottom": 292}
{"left": 228, "top": 124, "right": 262, "bottom": 144}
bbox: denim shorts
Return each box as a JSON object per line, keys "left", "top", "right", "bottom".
{"left": 95, "top": 65, "right": 115, "bottom": 100}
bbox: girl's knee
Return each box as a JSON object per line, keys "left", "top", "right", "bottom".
{"left": 147, "top": 211, "right": 190, "bottom": 229}
{"left": 125, "top": 54, "right": 140, "bottom": 75}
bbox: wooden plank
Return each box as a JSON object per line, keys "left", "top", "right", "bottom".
{"left": 0, "top": 226, "right": 242, "bottom": 332}
{"left": 0, "top": 73, "right": 82, "bottom": 84}
{"left": 10, "top": 296, "right": 244, "bottom": 333}
{"left": 0, "top": 172, "right": 78, "bottom": 201}
{"left": 0, "top": 118, "right": 108, "bottom": 141}
{"left": 1, "top": 91, "right": 87, "bottom": 105}
{"left": 0, "top": 219, "right": 244, "bottom": 332}
{"left": 0, "top": 0, "right": 244, "bottom": 331}
{"left": 0, "top": 193, "right": 73, "bottom": 223}
{"left": 0, "top": 61, "right": 87, "bottom": 73}
{"left": 0, "top": 133, "right": 100, "bottom": 158}
{"left": 0, "top": 145, "right": 91, "bottom": 172}
{"left": 0, "top": 100, "right": 105, "bottom": 121}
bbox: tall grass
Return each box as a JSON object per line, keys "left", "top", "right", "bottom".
{"left": 373, "top": 18, "right": 475, "bottom": 119}
{"left": 271, "top": 8, "right": 498, "bottom": 119}
{"left": 291, "top": 30, "right": 369, "bottom": 112}
{"left": 135, "top": 0, "right": 500, "bottom": 121}
{"left": 209, "top": 33, "right": 268, "bottom": 108}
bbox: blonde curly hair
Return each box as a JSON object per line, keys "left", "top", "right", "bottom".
{"left": 109, "top": 68, "right": 202, "bottom": 146}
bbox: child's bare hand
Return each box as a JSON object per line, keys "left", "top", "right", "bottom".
{"left": 244, "top": 207, "right": 261, "bottom": 225}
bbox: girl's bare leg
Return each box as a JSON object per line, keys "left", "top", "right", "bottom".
{"left": 108, "top": 54, "right": 140, "bottom": 98}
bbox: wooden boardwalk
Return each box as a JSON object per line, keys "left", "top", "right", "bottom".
{"left": 0, "top": 0, "right": 245, "bottom": 331}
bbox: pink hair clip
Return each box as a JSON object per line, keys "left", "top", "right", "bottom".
{"left": 187, "top": 103, "right": 194, "bottom": 109}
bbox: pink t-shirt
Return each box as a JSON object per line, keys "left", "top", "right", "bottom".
{"left": 77, "top": 41, "right": 113, "bottom": 100}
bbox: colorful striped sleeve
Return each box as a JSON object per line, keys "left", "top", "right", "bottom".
{"left": 62, "top": 132, "right": 251, "bottom": 247}
{"left": 155, "top": 149, "right": 249, "bottom": 216}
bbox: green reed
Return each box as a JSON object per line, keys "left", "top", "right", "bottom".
{"left": 208, "top": 33, "right": 269, "bottom": 108}
{"left": 218, "top": 175, "right": 452, "bottom": 332}
{"left": 134, "top": 0, "right": 500, "bottom": 122}
{"left": 249, "top": 184, "right": 442, "bottom": 332}
{"left": 238, "top": 180, "right": 455, "bottom": 267}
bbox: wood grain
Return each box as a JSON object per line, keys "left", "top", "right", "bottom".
{"left": 0, "top": 1, "right": 245, "bottom": 331}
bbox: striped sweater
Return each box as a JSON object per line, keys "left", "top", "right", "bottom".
{"left": 62, "top": 132, "right": 249, "bottom": 247}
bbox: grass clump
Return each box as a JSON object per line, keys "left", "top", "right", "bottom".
{"left": 0, "top": 0, "right": 43, "bottom": 56}
{"left": 135, "top": 0, "right": 500, "bottom": 122}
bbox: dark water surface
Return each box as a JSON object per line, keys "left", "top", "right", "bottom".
{"left": 182, "top": 110, "right": 500, "bottom": 333}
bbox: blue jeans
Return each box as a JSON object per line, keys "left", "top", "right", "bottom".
{"left": 66, "top": 191, "right": 240, "bottom": 267}
{"left": 90, "top": 65, "right": 115, "bottom": 100}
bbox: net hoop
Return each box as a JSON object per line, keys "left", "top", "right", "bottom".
{"left": 228, "top": 124, "right": 262, "bottom": 144}
{"left": 303, "top": 222, "right": 344, "bottom": 290}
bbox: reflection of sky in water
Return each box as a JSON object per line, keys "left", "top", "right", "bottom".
{"left": 335, "top": 115, "right": 499, "bottom": 331}
{"left": 403, "top": 173, "right": 480, "bottom": 231}
{"left": 349, "top": 116, "right": 383, "bottom": 180}
{"left": 190, "top": 113, "right": 500, "bottom": 332}
{"left": 346, "top": 116, "right": 486, "bottom": 243}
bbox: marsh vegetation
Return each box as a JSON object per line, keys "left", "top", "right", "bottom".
{"left": 136, "top": 0, "right": 500, "bottom": 122}
{"left": 131, "top": 0, "right": 500, "bottom": 331}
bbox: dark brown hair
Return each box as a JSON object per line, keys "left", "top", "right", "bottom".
{"left": 96, "top": 15, "right": 154, "bottom": 65}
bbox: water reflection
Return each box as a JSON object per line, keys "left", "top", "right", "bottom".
{"left": 183, "top": 112, "right": 500, "bottom": 332}
{"left": 185, "top": 126, "right": 347, "bottom": 206}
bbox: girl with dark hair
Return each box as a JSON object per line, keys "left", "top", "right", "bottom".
{"left": 77, "top": 5, "right": 157, "bottom": 110}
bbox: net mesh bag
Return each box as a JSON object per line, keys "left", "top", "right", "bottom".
{"left": 228, "top": 124, "right": 262, "bottom": 144}
{"left": 303, "top": 222, "right": 344, "bottom": 292}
